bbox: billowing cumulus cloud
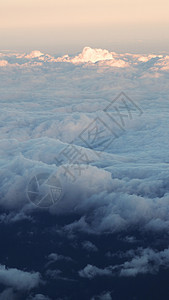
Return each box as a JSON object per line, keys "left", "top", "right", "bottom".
{"left": 56, "top": 47, "right": 129, "bottom": 67}
{"left": 0, "top": 265, "right": 41, "bottom": 290}
{"left": 70, "top": 47, "right": 114, "bottom": 63}
{"left": 25, "top": 50, "right": 44, "bottom": 59}
{"left": 78, "top": 247, "right": 169, "bottom": 280}
{"left": 116, "top": 247, "right": 169, "bottom": 277}
{"left": 82, "top": 241, "right": 98, "bottom": 252}
{"left": 79, "top": 264, "right": 113, "bottom": 279}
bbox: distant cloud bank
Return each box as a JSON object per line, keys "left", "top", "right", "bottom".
{"left": 0, "top": 47, "right": 168, "bottom": 71}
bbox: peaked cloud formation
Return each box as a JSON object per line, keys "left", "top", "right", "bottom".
{"left": 56, "top": 46, "right": 128, "bottom": 67}
{"left": 0, "top": 47, "right": 168, "bottom": 70}
{"left": 25, "top": 50, "right": 44, "bottom": 59}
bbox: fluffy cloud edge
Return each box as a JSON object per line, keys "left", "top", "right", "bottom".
{"left": 0, "top": 265, "right": 41, "bottom": 291}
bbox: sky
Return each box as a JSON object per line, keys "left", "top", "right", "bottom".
{"left": 0, "top": 0, "right": 169, "bottom": 53}
{"left": 1, "top": 2, "right": 169, "bottom": 300}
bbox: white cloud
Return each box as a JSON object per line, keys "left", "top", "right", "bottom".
{"left": 0, "top": 211, "right": 32, "bottom": 224}
{"left": 56, "top": 47, "right": 129, "bottom": 67}
{"left": 137, "top": 54, "right": 162, "bottom": 62}
{"left": 25, "top": 50, "right": 44, "bottom": 59}
{"left": 119, "top": 247, "right": 169, "bottom": 277}
{"left": 0, "top": 265, "right": 41, "bottom": 290}
{"left": 0, "top": 47, "right": 168, "bottom": 71}
{"left": 155, "top": 55, "right": 169, "bottom": 71}
{"left": 79, "top": 247, "right": 169, "bottom": 279}
{"left": 45, "top": 253, "right": 73, "bottom": 268}
{"left": 47, "top": 253, "right": 71, "bottom": 261}
{"left": 79, "top": 264, "right": 113, "bottom": 279}
{"left": 72, "top": 47, "right": 114, "bottom": 63}
{"left": 82, "top": 241, "right": 98, "bottom": 252}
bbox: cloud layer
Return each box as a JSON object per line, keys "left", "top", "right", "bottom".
{"left": 0, "top": 47, "right": 169, "bottom": 70}
{"left": 0, "top": 47, "right": 169, "bottom": 234}
{"left": 1, "top": 48, "right": 169, "bottom": 297}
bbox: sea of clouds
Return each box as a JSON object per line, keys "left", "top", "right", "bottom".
{"left": 0, "top": 47, "right": 169, "bottom": 298}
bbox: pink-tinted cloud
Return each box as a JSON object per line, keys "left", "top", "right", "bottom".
{"left": 56, "top": 47, "right": 129, "bottom": 67}
{"left": 0, "top": 60, "right": 8, "bottom": 67}
{"left": 25, "top": 50, "right": 44, "bottom": 59}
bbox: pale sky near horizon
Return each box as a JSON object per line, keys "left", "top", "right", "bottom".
{"left": 0, "top": 0, "right": 169, "bottom": 53}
